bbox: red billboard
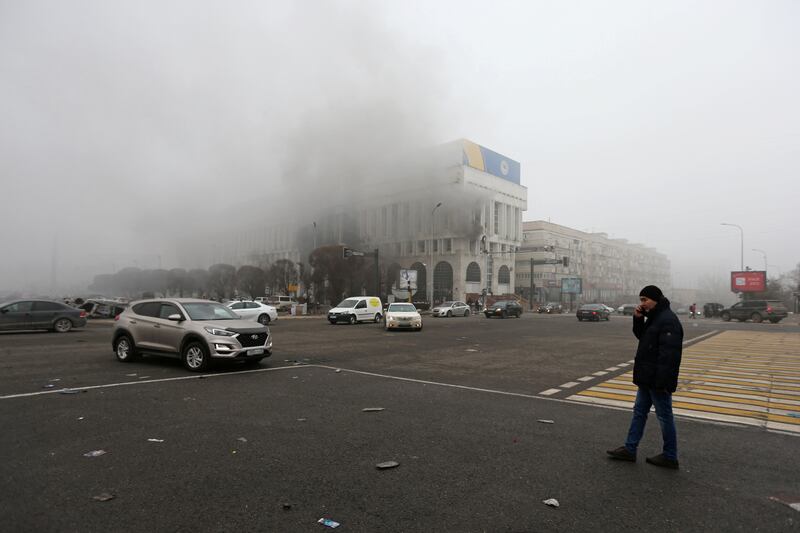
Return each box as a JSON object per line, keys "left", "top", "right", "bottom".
{"left": 730, "top": 271, "right": 766, "bottom": 293}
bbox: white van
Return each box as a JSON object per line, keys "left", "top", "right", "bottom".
{"left": 328, "top": 296, "right": 384, "bottom": 324}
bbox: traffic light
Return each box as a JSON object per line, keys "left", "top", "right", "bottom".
{"left": 562, "top": 256, "right": 569, "bottom": 267}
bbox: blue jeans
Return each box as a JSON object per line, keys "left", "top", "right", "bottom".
{"left": 624, "top": 387, "right": 678, "bottom": 460}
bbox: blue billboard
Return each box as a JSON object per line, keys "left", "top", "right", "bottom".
{"left": 461, "top": 139, "right": 520, "bottom": 184}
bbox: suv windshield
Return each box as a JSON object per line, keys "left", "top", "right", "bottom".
{"left": 336, "top": 299, "right": 359, "bottom": 308}
{"left": 181, "top": 302, "right": 239, "bottom": 320}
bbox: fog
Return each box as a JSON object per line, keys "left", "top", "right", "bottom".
{"left": 1, "top": 1, "right": 798, "bottom": 295}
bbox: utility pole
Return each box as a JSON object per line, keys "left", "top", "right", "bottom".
{"left": 374, "top": 248, "right": 380, "bottom": 298}
{"left": 529, "top": 257, "right": 534, "bottom": 310}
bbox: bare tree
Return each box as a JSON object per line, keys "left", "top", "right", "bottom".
{"left": 236, "top": 265, "right": 266, "bottom": 299}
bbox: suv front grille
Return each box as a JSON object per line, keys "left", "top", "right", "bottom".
{"left": 237, "top": 332, "right": 268, "bottom": 347}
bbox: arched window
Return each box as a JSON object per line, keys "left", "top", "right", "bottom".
{"left": 466, "top": 262, "right": 481, "bottom": 282}
{"left": 498, "top": 265, "right": 511, "bottom": 284}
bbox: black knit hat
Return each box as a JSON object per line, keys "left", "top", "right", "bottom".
{"left": 639, "top": 285, "right": 664, "bottom": 301}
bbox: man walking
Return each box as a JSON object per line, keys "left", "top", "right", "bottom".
{"left": 607, "top": 285, "right": 684, "bottom": 469}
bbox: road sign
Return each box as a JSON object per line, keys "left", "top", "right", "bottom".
{"left": 343, "top": 247, "right": 365, "bottom": 258}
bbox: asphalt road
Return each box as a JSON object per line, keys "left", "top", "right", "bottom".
{"left": 1, "top": 313, "right": 798, "bottom": 532}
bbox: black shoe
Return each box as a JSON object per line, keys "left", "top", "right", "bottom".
{"left": 646, "top": 454, "right": 679, "bottom": 469}
{"left": 606, "top": 446, "right": 636, "bottom": 462}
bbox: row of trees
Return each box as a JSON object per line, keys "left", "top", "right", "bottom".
{"left": 87, "top": 246, "right": 397, "bottom": 304}
{"left": 88, "top": 259, "right": 305, "bottom": 301}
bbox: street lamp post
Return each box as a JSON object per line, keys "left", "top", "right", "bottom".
{"left": 429, "top": 202, "right": 442, "bottom": 306}
{"left": 752, "top": 248, "right": 767, "bottom": 272}
{"left": 720, "top": 222, "right": 744, "bottom": 271}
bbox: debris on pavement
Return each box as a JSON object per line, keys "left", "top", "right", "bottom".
{"left": 297, "top": 418, "right": 307, "bottom": 422}
{"left": 126, "top": 374, "right": 137, "bottom": 377}
{"left": 282, "top": 503, "right": 292, "bottom": 510}
{"left": 237, "top": 437, "right": 248, "bottom": 443}
{"left": 92, "top": 493, "right": 115, "bottom": 502}
{"left": 43, "top": 384, "right": 55, "bottom": 389}
{"left": 59, "top": 388, "right": 84, "bottom": 395}
{"left": 537, "top": 419, "right": 555, "bottom": 424}
{"left": 376, "top": 461, "right": 400, "bottom": 470}
{"left": 77, "top": 417, "right": 85, "bottom": 420}
{"left": 147, "top": 438, "right": 164, "bottom": 443}
{"left": 83, "top": 450, "right": 107, "bottom": 457}
{"left": 317, "top": 518, "right": 340, "bottom": 528}
{"left": 335, "top": 369, "right": 342, "bottom": 373}
{"left": 543, "top": 498, "right": 560, "bottom": 508}
{"left": 465, "top": 349, "right": 478, "bottom": 352}
{"left": 362, "top": 407, "right": 385, "bottom": 412}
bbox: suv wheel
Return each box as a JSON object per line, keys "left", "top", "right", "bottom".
{"left": 348, "top": 314, "right": 357, "bottom": 325}
{"left": 53, "top": 318, "right": 73, "bottom": 333}
{"left": 720, "top": 312, "right": 731, "bottom": 322}
{"left": 374, "top": 313, "right": 381, "bottom": 323}
{"left": 182, "top": 340, "right": 211, "bottom": 372}
{"left": 257, "top": 314, "right": 271, "bottom": 325}
{"left": 751, "top": 313, "right": 763, "bottom": 323}
{"left": 114, "top": 334, "right": 138, "bottom": 362}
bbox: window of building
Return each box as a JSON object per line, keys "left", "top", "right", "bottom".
{"left": 444, "top": 238, "right": 452, "bottom": 252}
{"left": 494, "top": 202, "right": 501, "bottom": 236}
{"left": 418, "top": 240, "right": 426, "bottom": 253}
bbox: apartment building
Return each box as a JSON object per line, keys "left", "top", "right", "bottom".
{"left": 515, "top": 220, "right": 671, "bottom": 307}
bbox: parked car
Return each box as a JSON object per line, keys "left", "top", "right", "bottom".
{"left": 0, "top": 299, "right": 87, "bottom": 332}
{"left": 384, "top": 302, "right": 423, "bottom": 331}
{"left": 225, "top": 300, "right": 278, "bottom": 325}
{"left": 703, "top": 303, "right": 725, "bottom": 318}
{"left": 328, "top": 296, "right": 384, "bottom": 324}
{"left": 431, "top": 301, "right": 470, "bottom": 317}
{"left": 537, "top": 302, "right": 563, "bottom": 314}
{"left": 576, "top": 303, "right": 611, "bottom": 321}
{"left": 618, "top": 304, "right": 637, "bottom": 316}
{"left": 600, "top": 304, "right": 615, "bottom": 314}
{"left": 719, "top": 300, "right": 788, "bottom": 323}
{"left": 484, "top": 300, "right": 523, "bottom": 319}
{"left": 268, "top": 295, "right": 297, "bottom": 312}
{"left": 112, "top": 298, "right": 272, "bottom": 371}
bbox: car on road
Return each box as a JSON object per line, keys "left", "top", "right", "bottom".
{"left": 703, "top": 302, "right": 725, "bottom": 318}
{"left": 484, "top": 300, "right": 523, "bottom": 319}
{"left": 720, "top": 300, "right": 788, "bottom": 323}
{"left": 384, "top": 302, "right": 423, "bottom": 331}
{"left": 328, "top": 296, "right": 384, "bottom": 324}
{"left": 537, "top": 302, "right": 563, "bottom": 314}
{"left": 617, "top": 304, "right": 637, "bottom": 316}
{"left": 576, "top": 303, "right": 611, "bottom": 321}
{"left": 0, "top": 299, "right": 87, "bottom": 333}
{"left": 112, "top": 298, "right": 272, "bottom": 372}
{"left": 226, "top": 300, "right": 278, "bottom": 325}
{"left": 431, "top": 301, "right": 470, "bottom": 317}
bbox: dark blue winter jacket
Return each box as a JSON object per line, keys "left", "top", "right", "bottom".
{"left": 632, "top": 298, "right": 683, "bottom": 393}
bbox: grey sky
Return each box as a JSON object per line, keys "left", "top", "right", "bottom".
{"left": 1, "top": 1, "right": 798, "bottom": 293}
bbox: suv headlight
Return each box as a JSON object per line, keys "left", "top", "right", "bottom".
{"left": 204, "top": 327, "right": 236, "bottom": 337}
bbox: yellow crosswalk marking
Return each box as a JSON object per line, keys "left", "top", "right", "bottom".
{"left": 569, "top": 331, "right": 800, "bottom": 434}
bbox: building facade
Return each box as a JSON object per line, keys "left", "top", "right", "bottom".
{"left": 199, "top": 140, "right": 528, "bottom": 305}
{"left": 515, "top": 220, "right": 671, "bottom": 308}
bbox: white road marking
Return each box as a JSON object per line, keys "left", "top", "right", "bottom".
{"left": 592, "top": 371, "right": 608, "bottom": 376}
{"left": 577, "top": 376, "right": 594, "bottom": 382}
{"left": 0, "top": 365, "right": 298, "bottom": 400}
{"left": 605, "top": 367, "right": 620, "bottom": 371}
{"left": 539, "top": 388, "right": 562, "bottom": 396}
{"left": 559, "top": 382, "right": 580, "bottom": 389}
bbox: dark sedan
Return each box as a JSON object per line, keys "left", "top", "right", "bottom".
{"left": 576, "top": 303, "right": 611, "bottom": 322}
{"left": 484, "top": 300, "right": 523, "bottom": 319}
{"left": 0, "top": 299, "right": 87, "bottom": 332}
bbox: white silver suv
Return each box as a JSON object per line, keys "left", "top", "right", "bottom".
{"left": 112, "top": 298, "right": 272, "bottom": 372}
